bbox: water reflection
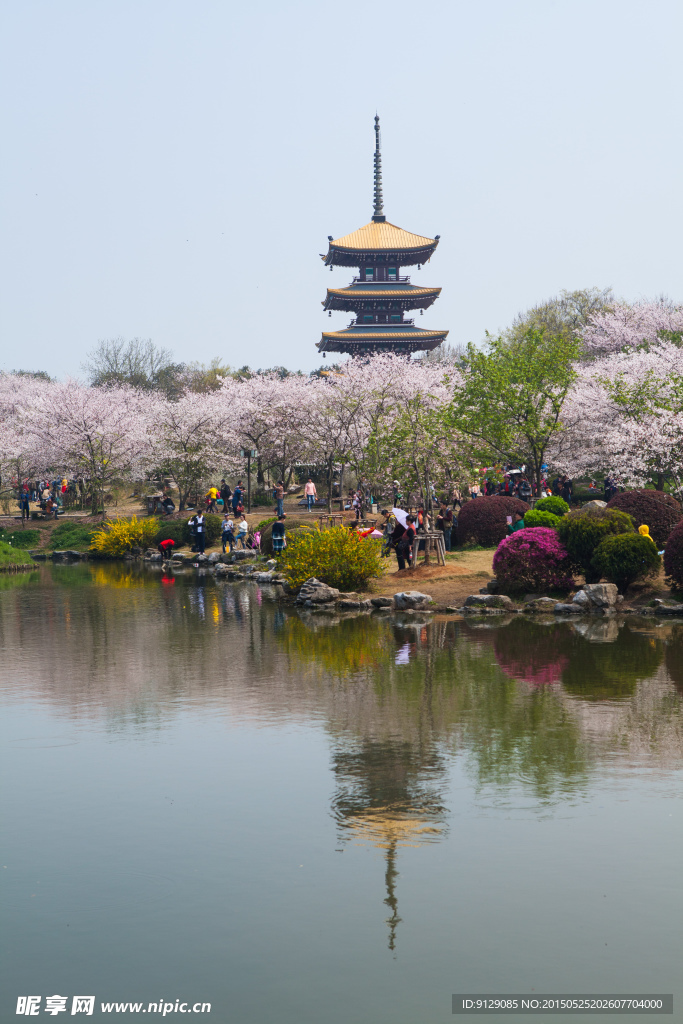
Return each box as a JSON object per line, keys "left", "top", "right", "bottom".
{"left": 491, "top": 617, "right": 663, "bottom": 699}
{"left": 331, "top": 737, "right": 448, "bottom": 950}
{"left": 1, "top": 564, "right": 682, "bottom": 955}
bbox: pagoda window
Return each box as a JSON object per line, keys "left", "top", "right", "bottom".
{"left": 364, "top": 268, "right": 374, "bottom": 281}
{"left": 390, "top": 314, "right": 401, "bottom": 323}
{"left": 363, "top": 315, "right": 374, "bottom": 323}
{"left": 388, "top": 267, "right": 397, "bottom": 280}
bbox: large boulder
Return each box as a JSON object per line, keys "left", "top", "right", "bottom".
{"left": 394, "top": 591, "right": 433, "bottom": 610}
{"left": 581, "top": 583, "right": 618, "bottom": 607}
{"left": 650, "top": 599, "right": 683, "bottom": 616}
{"left": 371, "top": 596, "right": 394, "bottom": 608}
{"left": 296, "top": 578, "right": 340, "bottom": 605}
{"left": 581, "top": 499, "right": 607, "bottom": 510}
{"left": 464, "top": 593, "right": 513, "bottom": 610}
{"left": 523, "top": 596, "right": 559, "bottom": 613}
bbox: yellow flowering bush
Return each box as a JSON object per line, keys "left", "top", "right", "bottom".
{"left": 90, "top": 516, "right": 160, "bottom": 557}
{"left": 279, "top": 525, "right": 382, "bottom": 591}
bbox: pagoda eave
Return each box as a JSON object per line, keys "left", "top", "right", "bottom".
{"left": 324, "top": 245, "right": 437, "bottom": 268}
{"left": 323, "top": 286, "right": 441, "bottom": 313}
{"left": 318, "top": 328, "right": 448, "bottom": 355}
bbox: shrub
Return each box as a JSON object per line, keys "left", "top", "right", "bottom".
{"left": 557, "top": 507, "right": 635, "bottom": 582}
{"left": 181, "top": 513, "right": 223, "bottom": 547}
{"left": 606, "top": 489, "right": 682, "bottom": 547}
{"left": 0, "top": 528, "right": 41, "bottom": 549}
{"left": 456, "top": 496, "right": 529, "bottom": 547}
{"left": 153, "top": 520, "right": 187, "bottom": 549}
{"left": 534, "top": 496, "right": 569, "bottom": 517}
{"left": 493, "top": 527, "right": 574, "bottom": 592}
{"left": 0, "top": 540, "right": 33, "bottom": 568}
{"left": 591, "top": 533, "right": 661, "bottom": 592}
{"left": 48, "top": 522, "right": 94, "bottom": 551}
{"left": 256, "top": 516, "right": 277, "bottom": 532}
{"left": 251, "top": 492, "right": 274, "bottom": 507}
{"left": 524, "top": 509, "right": 561, "bottom": 529}
{"left": 280, "top": 525, "right": 382, "bottom": 591}
{"left": 663, "top": 520, "right": 683, "bottom": 590}
{"left": 259, "top": 514, "right": 310, "bottom": 555}
{"left": 90, "top": 516, "right": 160, "bottom": 557}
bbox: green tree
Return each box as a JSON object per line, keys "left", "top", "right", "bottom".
{"left": 505, "top": 287, "right": 614, "bottom": 349}
{"left": 449, "top": 327, "right": 581, "bottom": 496}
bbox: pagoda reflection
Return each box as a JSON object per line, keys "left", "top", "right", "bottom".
{"left": 331, "top": 735, "right": 448, "bottom": 952}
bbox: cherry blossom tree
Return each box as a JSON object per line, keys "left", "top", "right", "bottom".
{"left": 150, "top": 390, "right": 241, "bottom": 510}
{"left": 582, "top": 299, "right": 683, "bottom": 355}
{"left": 0, "top": 373, "right": 51, "bottom": 491}
{"left": 555, "top": 340, "right": 683, "bottom": 492}
{"left": 220, "top": 373, "right": 314, "bottom": 490}
{"left": 28, "top": 379, "right": 154, "bottom": 513}
{"left": 341, "top": 355, "right": 464, "bottom": 506}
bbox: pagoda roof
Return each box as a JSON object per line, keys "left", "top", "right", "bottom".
{"left": 331, "top": 220, "right": 436, "bottom": 252}
{"left": 318, "top": 324, "right": 448, "bottom": 354}
{"left": 324, "top": 221, "right": 439, "bottom": 267}
{"left": 326, "top": 285, "right": 441, "bottom": 300}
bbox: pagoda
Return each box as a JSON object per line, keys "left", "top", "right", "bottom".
{"left": 317, "top": 116, "right": 448, "bottom": 358}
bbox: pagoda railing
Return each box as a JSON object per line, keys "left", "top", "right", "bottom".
{"left": 348, "top": 318, "right": 416, "bottom": 328}
{"left": 351, "top": 275, "right": 411, "bottom": 285}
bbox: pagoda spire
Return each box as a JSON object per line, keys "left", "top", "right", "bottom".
{"left": 372, "top": 115, "right": 385, "bottom": 222}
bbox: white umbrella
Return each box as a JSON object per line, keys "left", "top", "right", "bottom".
{"left": 392, "top": 507, "right": 408, "bottom": 528}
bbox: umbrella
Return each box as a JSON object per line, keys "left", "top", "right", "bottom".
{"left": 507, "top": 469, "right": 522, "bottom": 475}
{"left": 392, "top": 507, "right": 408, "bottom": 527}
{"left": 370, "top": 529, "right": 383, "bottom": 538}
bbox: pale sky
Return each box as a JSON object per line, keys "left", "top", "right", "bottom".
{"left": 1, "top": 0, "right": 682, "bottom": 378}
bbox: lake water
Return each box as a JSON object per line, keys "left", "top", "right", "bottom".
{"left": 1, "top": 564, "right": 681, "bottom": 1023}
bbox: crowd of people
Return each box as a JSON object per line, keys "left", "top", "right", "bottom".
{"left": 16, "top": 476, "right": 75, "bottom": 519}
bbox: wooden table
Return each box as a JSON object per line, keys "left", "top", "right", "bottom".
{"left": 317, "top": 514, "right": 344, "bottom": 528}
{"left": 411, "top": 531, "right": 446, "bottom": 566}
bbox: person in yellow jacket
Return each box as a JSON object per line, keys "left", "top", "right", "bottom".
{"left": 638, "top": 524, "right": 655, "bottom": 544}
{"left": 205, "top": 485, "right": 218, "bottom": 511}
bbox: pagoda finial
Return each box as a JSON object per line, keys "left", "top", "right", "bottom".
{"left": 372, "top": 114, "right": 385, "bottom": 222}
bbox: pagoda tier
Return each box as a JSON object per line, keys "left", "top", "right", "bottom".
{"left": 323, "top": 220, "right": 439, "bottom": 268}
{"left": 319, "top": 324, "right": 447, "bottom": 356}
{"left": 323, "top": 281, "right": 441, "bottom": 314}
{"left": 317, "top": 117, "right": 447, "bottom": 358}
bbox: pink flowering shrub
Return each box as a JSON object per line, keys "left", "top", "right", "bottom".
{"left": 493, "top": 527, "right": 574, "bottom": 593}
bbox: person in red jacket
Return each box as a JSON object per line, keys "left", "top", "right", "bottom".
{"left": 158, "top": 538, "right": 175, "bottom": 559}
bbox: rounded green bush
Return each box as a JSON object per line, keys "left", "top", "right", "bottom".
{"left": 606, "top": 489, "right": 682, "bottom": 547}
{"left": 524, "top": 509, "right": 562, "bottom": 529}
{"left": 456, "top": 495, "right": 529, "bottom": 547}
{"left": 591, "top": 533, "right": 661, "bottom": 592}
{"left": 663, "top": 520, "right": 683, "bottom": 591}
{"left": 557, "top": 507, "right": 635, "bottom": 582}
{"left": 182, "top": 513, "right": 222, "bottom": 547}
{"left": 535, "top": 496, "right": 570, "bottom": 517}
{"left": 154, "top": 520, "right": 187, "bottom": 549}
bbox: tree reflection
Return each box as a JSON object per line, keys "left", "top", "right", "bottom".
{"left": 491, "top": 617, "right": 664, "bottom": 700}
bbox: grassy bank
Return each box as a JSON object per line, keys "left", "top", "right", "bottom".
{"left": 0, "top": 540, "right": 34, "bottom": 571}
